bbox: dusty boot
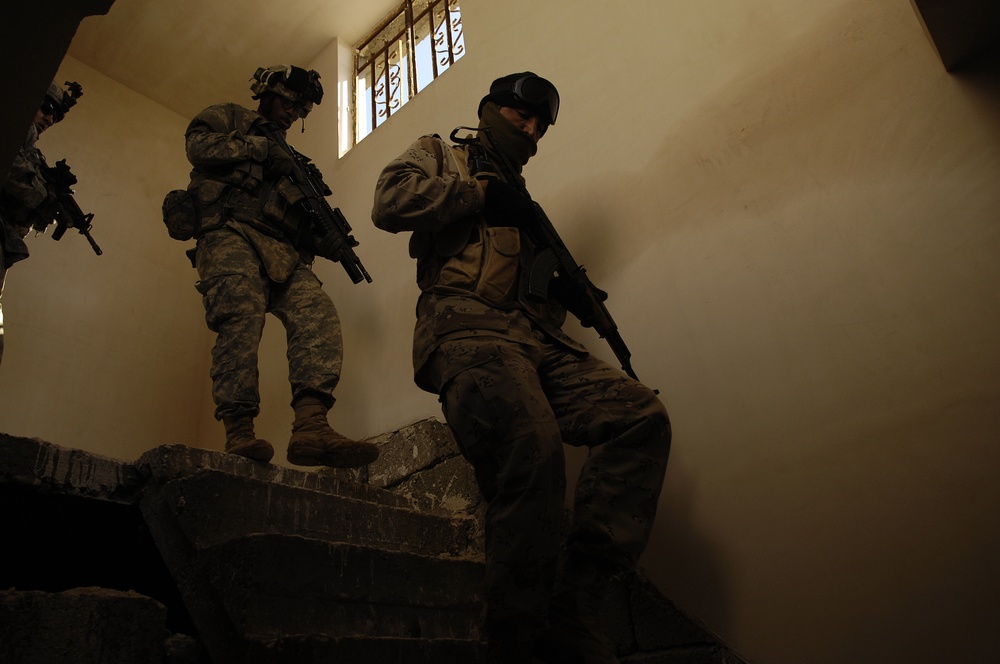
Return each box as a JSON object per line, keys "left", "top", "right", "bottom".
{"left": 223, "top": 417, "right": 274, "bottom": 463}
{"left": 535, "top": 556, "right": 619, "bottom": 664}
{"left": 286, "top": 398, "right": 379, "bottom": 468}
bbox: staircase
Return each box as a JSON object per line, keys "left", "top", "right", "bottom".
{"left": 0, "top": 421, "right": 746, "bottom": 664}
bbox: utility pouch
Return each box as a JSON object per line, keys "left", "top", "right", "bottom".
{"left": 162, "top": 189, "right": 200, "bottom": 241}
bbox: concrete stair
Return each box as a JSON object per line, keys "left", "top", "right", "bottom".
{"left": 0, "top": 422, "right": 746, "bottom": 663}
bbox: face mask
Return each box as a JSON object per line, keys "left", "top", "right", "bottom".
{"left": 477, "top": 102, "right": 537, "bottom": 173}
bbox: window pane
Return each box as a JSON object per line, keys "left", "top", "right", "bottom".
{"left": 413, "top": 14, "right": 434, "bottom": 93}
{"left": 356, "top": 65, "right": 374, "bottom": 140}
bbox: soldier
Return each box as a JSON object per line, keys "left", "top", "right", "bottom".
{"left": 0, "top": 81, "right": 82, "bottom": 367}
{"left": 181, "top": 65, "right": 378, "bottom": 467}
{"left": 372, "top": 73, "right": 672, "bottom": 663}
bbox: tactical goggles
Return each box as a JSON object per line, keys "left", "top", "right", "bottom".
{"left": 506, "top": 74, "right": 559, "bottom": 126}
{"left": 39, "top": 97, "right": 65, "bottom": 122}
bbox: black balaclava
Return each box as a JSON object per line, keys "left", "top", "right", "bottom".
{"left": 477, "top": 102, "right": 537, "bottom": 176}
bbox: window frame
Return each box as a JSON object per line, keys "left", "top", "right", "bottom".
{"left": 354, "top": 0, "right": 465, "bottom": 144}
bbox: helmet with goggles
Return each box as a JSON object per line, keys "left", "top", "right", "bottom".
{"left": 40, "top": 81, "right": 83, "bottom": 123}
{"left": 250, "top": 65, "right": 323, "bottom": 115}
{"left": 478, "top": 72, "right": 559, "bottom": 133}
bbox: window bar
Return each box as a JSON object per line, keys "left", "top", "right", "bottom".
{"left": 441, "top": 0, "right": 455, "bottom": 69}
{"left": 372, "top": 58, "right": 381, "bottom": 132}
{"left": 404, "top": 0, "right": 417, "bottom": 102}
{"left": 427, "top": 2, "right": 440, "bottom": 80}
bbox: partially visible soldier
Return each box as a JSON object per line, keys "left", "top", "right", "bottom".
{"left": 0, "top": 81, "right": 82, "bottom": 367}
{"left": 180, "top": 65, "right": 378, "bottom": 467}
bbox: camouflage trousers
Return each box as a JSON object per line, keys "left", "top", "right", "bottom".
{"left": 425, "top": 331, "right": 671, "bottom": 645}
{"left": 195, "top": 228, "right": 343, "bottom": 420}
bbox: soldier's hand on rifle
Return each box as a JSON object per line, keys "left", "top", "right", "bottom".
{"left": 314, "top": 230, "right": 356, "bottom": 261}
{"left": 484, "top": 179, "right": 534, "bottom": 228}
{"left": 549, "top": 275, "right": 606, "bottom": 328}
{"left": 265, "top": 140, "right": 295, "bottom": 177}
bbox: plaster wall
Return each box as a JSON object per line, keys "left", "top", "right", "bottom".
{"left": 0, "top": 57, "right": 216, "bottom": 458}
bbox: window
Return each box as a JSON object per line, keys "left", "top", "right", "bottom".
{"left": 355, "top": 0, "right": 465, "bottom": 143}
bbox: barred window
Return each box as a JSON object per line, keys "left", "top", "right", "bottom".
{"left": 355, "top": 0, "right": 465, "bottom": 144}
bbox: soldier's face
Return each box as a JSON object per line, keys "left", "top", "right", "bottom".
{"left": 498, "top": 106, "right": 543, "bottom": 144}
{"left": 262, "top": 95, "right": 303, "bottom": 130}
{"left": 34, "top": 108, "right": 54, "bottom": 135}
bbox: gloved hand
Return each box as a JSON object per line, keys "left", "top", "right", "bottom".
{"left": 265, "top": 140, "right": 295, "bottom": 177}
{"left": 315, "top": 233, "right": 358, "bottom": 261}
{"left": 548, "top": 275, "right": 606, "bottom": 328}
{"left": 314, "top": 230, "right": 347, "bottom": 261}
{"left": 484, "top": 179, "right": 535, "bottom": 228}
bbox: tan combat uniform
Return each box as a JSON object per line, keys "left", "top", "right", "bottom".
{"left": 373, "top": 133, "right": 671, "bottom": 651}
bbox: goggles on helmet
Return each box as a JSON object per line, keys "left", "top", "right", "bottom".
{"left": 507, "top": 74, "right": 559, "bottom": 127}
{"left": 251, "top": 65, "right": 323, "bottom": 115}
{"left": 39, "top": 82, "right": 81, "bottom": 124}
{"left": 40, "top": 97, "right": 65, "bottom": 123}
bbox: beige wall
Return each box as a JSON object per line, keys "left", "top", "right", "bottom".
{"left": 0, "top": 57, "right": 216, "bottom": 458}
{"left": 1, "top": 0, "right": 997, "bottom": 662}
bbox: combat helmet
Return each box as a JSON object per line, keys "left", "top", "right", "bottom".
{"left": 250, "top": 65, "right": 323, "bottom": 115}
{"left": 40, "top": 81, "right": 83, "bottom": 123}
{"left": 478, "top": 72, "right": 559, "bottom": 136}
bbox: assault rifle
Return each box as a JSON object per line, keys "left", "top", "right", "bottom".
{"left": 450, "top": 127, "right": 642, "bottom": 382}
{"left": 42, "top": 159, "right": 102, "bottom": 256}
{"left": 261, "top": 128, "right": 371, "bottom": 284}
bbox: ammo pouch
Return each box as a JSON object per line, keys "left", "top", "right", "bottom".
{"left": 161, "top": 189, "right": 200, "bottom": 241}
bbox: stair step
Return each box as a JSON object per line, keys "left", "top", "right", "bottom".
{"left": 142, "top": 468, "right": 477, "bottom": 558}
{"left": 245, "top": 634, "right": 484, "bottom": 664}
{"left": 622, "top": 645, "right": 747, "bottom": 663}
{"left": 137, "top": 444, "right": 413, "bottom": 510}
{"left": 203, "top": 534, "right": 483, "bottom": 640}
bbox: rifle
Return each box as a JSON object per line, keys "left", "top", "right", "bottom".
{"left": 42, "top": 159, "right": 102, "bottom": 256}
{"left": 261, "top": 127, "right": 371, "bottom": 284}
{"left": 450, "top": 127, "right": 643, "bottom": 382}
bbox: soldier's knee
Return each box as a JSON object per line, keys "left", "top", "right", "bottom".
{"left": 198, "top": 273, "right": 265, "bottom": 328}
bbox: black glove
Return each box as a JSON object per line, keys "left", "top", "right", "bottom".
{"left": 548, "top": 275, "right": 607, "bottom": 328}
{"left": 314, "top": 230, "right": 346, "bottom": 260}
{"left": 484, "top": 179, "right": 535, "bottom": 228}
{"left": 265, "top": 140, "right": 294, "bottom": 177}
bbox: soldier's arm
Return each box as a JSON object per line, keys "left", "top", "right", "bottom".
{"left": 184, "top": 105, "right": 269, "bottom": 169}
{"left": 3, "top": 147, "right": 50, "bottom": 210}
{"left": 372, "top": 135, "right": 485, "bottom": 234}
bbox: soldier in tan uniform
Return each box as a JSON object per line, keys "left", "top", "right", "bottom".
{"left": 0, "top": 81, "right": 82, "bottom": 367}
{"left": 182, "top": 65, "right": 377, "bottom": 467}
{"left": 372, "top": 73, "right": 671, "bottom": 664}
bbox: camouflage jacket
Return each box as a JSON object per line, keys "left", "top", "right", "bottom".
{"left": 1, "top": 126, "right": 52, "bottom": 264}
{"left": 185, "top": 103, "right": 314, "bottom": 281}
{"left": 372, "top": 134, "right": 586, "bottom": 391}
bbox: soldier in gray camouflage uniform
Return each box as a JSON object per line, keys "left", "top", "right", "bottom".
{"left": 0, "top": 81, "right": 82, "bottom": 367}
{"left": 372, "top": 73, "right": 671, "bottom": 664}
{"left": 183, "top": 65, "right": 377, "bottom": 468}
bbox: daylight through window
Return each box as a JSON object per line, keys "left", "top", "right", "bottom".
{"left": 355, "top": 0, "right": 465, "bottom": 144}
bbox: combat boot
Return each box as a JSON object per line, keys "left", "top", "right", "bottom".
{"left": 535, "top": 555, "right": 619, "bottom": 664}
{"left": 286, "top": 397, "right": 379, "bottom": 468}
{"left": 223, "top": 417, "right": 275, "bottom": 463}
